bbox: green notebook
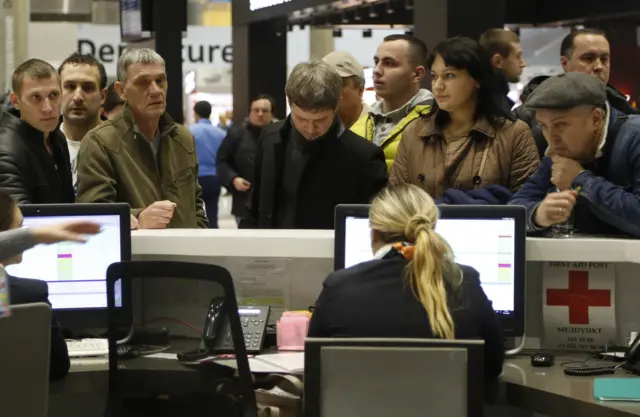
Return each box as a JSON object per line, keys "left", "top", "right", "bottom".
{"left": 594, "top": 378, "right": 640, "bottom": 401}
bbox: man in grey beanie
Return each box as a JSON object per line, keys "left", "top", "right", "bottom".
{"left": 510, "top": 72, "right": 640, "bottom": 237}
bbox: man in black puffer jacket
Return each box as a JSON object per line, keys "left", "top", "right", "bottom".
{"left": 0, "top": 59, "right": 74, "bottom": 204}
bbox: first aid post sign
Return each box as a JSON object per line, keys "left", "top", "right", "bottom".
{"left": 542, "top": 262, "right": 616, "bottom": 351}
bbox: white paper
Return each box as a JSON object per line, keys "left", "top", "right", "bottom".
{"left": 226, "top": 258, "right": 290, "bottom": 325}
{"left": 542, "top": 262, "right": 616, "bottom": 351}
{"left": 145, "top": 353, "right": 178, "bottom": 360}
{"left": 255, "top": 352, "right": 304, "bottom": 373}
{"left": 71, "top": 357, "right": 109, "bottom": 367}
{"left": 214, "top": 355, "right": 302, "bottom": 374}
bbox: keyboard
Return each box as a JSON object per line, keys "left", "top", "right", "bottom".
{"left": 66, "top": 338, "right": 109, "bottom": 358}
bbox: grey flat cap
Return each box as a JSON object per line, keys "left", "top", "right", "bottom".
{"left": 525, "top": 72, "right": 607, "bottom": 110}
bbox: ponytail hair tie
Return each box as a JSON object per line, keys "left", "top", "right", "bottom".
{"left": 404, "top": 214, "right": 434, "bottom": 241}
{"left": 392, "top": 242, "right": 415, "bottom": 261}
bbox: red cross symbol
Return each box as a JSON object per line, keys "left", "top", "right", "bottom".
{"left": 546, "top": 270, "right": 611, "bottom": 325}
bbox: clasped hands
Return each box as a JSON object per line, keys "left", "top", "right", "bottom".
{"left": 131, "top": 200, "right": 177, "bottom": 230}
{"left": 534, "top": 156, "right": 583, "bottom": 228}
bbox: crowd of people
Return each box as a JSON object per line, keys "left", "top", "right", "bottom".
{"left": 215, "top": 28, "right": 640, "bottom": 238}
{"left": 0, "top": 26, "right": 639, "bottom": 384}
{"left": 0, "top": 28, "right": 636, "bottom": 238}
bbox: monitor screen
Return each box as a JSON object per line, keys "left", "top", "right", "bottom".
{"left": 6, "top": 214, "right": 123, "bottom": 310}
{"left": 343, "top": 216, "right": 516, "bottom": 314}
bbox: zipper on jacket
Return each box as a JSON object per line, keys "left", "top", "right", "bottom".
{"left": 135, "top": 132, "right": 165, "bottom": 198}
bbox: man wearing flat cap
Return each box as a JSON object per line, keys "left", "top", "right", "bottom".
{"left": 510, "top": 72, "right": 640, "bottom": 237}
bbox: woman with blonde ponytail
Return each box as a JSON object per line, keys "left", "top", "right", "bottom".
{"left": 308, "top": 184, "right": 505, "bottom": 380}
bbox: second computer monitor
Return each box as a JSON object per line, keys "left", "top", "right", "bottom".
{"left": 6, "top": 203, "right": 132, "bottom": 330}
{"left": 334, "top": 204, "right": 526, "bottom": 338}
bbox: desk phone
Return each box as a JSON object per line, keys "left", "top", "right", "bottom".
{"left": 203, "top": 297, "right": 271, "bottom": 354}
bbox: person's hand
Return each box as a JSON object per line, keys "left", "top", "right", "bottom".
{"left": 130, "top": 214, "right": 139, "bottom": 230}
{"left": 233, "top": 177, "right": 251, "bottom": 192}
{"left": 32, "top": 221, "right": 101, "bottom": 244}
{"left": 138, "top": 200, "right": 177, "bottom": 229}
{"left": 534, "top": 190, "right": 578, "bottom": 228}
{"left": 551, "top": 156, "right": 583, "bottom": 191}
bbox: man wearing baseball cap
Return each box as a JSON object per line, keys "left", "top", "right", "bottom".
{"left": 510, "top": 72, "right": 640, "bottom": 237}
{"left": 322, "top": 51, "right": 371, "bottom": 129}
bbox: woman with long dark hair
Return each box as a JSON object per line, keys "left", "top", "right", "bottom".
{"left": 390, "top": 37, "right": 539, "bottom": 203}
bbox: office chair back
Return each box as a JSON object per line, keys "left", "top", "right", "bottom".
{"left": 305, "top": 338, "right": 484, "bottom": 417}
{"left": 106, "top": 260, "right": 258, "bottom": 417}
{"left": 0, "top": 302, "right": 51, "bottom": 417}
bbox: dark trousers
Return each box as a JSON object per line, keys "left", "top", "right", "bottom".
{"left": 199, "top": 175, "right": 221, "bottom": 228}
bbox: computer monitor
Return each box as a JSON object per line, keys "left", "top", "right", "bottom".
{"left": 334, "top": 204, "right": 525, "bottom": 338}
{"left": 305, "top": 338, "right": 485, "bottom": 417}
{"left": 5, "top": 203, "right": 132, "bottom": 330}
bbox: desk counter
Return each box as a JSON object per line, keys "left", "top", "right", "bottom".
{"left": 132, "top": 230, "right": 640, "bottom": 263}
{"left": 502, "top": 357, "right": 640, "bottom": 417}
{"left": 131, "top": 230, "right": 640, "bottom": 350}
{"left": 56, "top": 354, "right": 640, "bottom": 417}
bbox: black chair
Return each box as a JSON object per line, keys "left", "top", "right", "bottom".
{"left": 104, "top": 261, "right": 258, "bottom": 417}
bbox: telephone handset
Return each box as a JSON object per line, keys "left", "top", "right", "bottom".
{"left": 178, "top": 298, "right": 271, "bottom": 362}
{"left": 202, "top": 297, "right": 226, "bottom": 350}
{"left": 202, "top": 297, "right": 271, "bottom": 354}
{"left": 621, "top": 333, "right": 640, "bottom": 375}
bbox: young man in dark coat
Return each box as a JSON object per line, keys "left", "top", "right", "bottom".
{"left": 241, "top": 61, "right": 388, "bottom": 229}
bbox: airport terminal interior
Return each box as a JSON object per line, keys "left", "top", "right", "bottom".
{"left": 1, "top": 0, "right": 640, "bottom": 416}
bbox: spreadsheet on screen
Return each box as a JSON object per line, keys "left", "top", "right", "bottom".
{"left": 344, "top": 216, "right": 516, "bottom": 313}
{"left": 6, "top": 215, "right": 123, "bottom": 310}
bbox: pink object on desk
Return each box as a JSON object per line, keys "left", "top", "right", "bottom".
{"left": 276, "top": 311, "right": 310, "bottom": 351}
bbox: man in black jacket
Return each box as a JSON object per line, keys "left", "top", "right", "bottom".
{"left": 242, "top": 61, "right": 388, "bottom": 229}
{"left": 0, "top": 59, "right": 74, "bottom": 204}
{"left": 58, "top": 53, "right": 108, "bottom": 196}
{"left": 216, "top": 95, "right": 275, "bottom": 223}
{"left": 559, "top": 29, "right": 638, "bottom": 115}
{"left": 479, "top": 28, "right": 527, "bottom": 111}
{"left": 515, "top": 28, "right": 639, "bottom": 158}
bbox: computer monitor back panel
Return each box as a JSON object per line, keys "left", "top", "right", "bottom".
{"left": 6, "top": 204, "right": 132, "bottom": 330}
{"left": 321, "top": 346, "right": 467, "bottom": 417}
{"left": 305, "top": 338, "right": 484, "bottom": 417}
{"left": 335, "top": 205, "right": 526, "bottom": 337}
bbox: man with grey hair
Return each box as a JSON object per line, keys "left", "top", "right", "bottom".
{"left": 76, "top": 48, "right": 207, "bottom": 229}
{"left": 241, "top": 61, "right": 387, "bottom": 229}
{"left": 322, "top": 51, "right": 371, "bottom": 129}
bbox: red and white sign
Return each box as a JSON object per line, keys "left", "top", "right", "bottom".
{"left": 542, "top": 262, "right": 616, "bottom": 351}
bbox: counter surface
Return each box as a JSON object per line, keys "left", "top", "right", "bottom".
{"left": 57, "top": 353, "right": 640, "bottom": 417}
{"left": 132, "top": 230, "right": 640, "bottom": 264}
{"left": 503, "top": 357, "right": 640, "bottom": 417}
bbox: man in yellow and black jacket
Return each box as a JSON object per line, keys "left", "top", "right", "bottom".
{"left": 351, "top": 34, "right": 434, "bottom": 171}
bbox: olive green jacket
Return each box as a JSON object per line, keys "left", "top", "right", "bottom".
{"left": 76, "top": 105, "right": 208, "bottom": 228}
